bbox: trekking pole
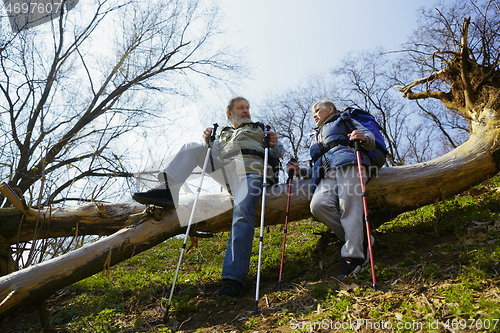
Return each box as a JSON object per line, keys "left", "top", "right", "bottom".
{"left": 209, "top": 123, "right": 219, "bottom": 172}
{"left": 278, "top": 158, "right": 296, "bottom": 291}
{"left": 353, "top": 139, "right": 377, "bottom": 291}
{"left": 163, "top": 124, "right": 217, "bottom": 322}
{"left": 255, "top": 125, "right": 271, "bottom": 315}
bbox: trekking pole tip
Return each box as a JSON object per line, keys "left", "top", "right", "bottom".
{"left": 162, "top": 305, "right": 170, "bottom": 323}
{"left": 254, "top": 301, "right": 259, "bottom": 315}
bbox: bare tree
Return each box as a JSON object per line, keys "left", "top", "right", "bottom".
{"left": 331, "top": 48, "right": 469, "bottom": 166}
{"left": 0, "top": 0, "right": 244, "bottom": 208}
{"left": 398, "top": 0, "right": 500, "bottom": 117}
{"left": 261, "top": 47, "right": 469, "bottom": 168}
{"left": 260, "top": 76, "right": 334, "bottom": 168}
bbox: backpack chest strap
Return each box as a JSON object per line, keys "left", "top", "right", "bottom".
{"left": 221, "top": 148, "right": 265, "bottom": 160}
{"left": 312, "top": 138, "right": 351, "bottom": 163}
{"left": 241, "top": 149, "right": 265, "bottom": 158}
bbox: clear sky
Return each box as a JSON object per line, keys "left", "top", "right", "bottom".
{"left": 217, "top": 0, "right": 439, "bottom": 106}
{"left": 169, "top": 0, "right": 441, "bottom": 158}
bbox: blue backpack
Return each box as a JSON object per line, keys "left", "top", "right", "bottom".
{"left": 341, "top": 107, "right": 388, "bottom": 174}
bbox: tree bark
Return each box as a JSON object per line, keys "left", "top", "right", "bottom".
{"left": 0, "top": 207, "right": 181, "bottom": 319}
{"left": 367, "top": 111, "right": 500, "bottom": 222}
{"left": 0, "top": 200, "right": 146, "bottom": 244}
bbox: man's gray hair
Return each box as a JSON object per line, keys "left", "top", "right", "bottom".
{"left": 226, "top": 97, "right": 249, "bottom": 121}
{"left": 226, "top": 96, "right": 249, "bottom": 111}
{"left": 312, "top": 99, "right": 338, "bottom": 114}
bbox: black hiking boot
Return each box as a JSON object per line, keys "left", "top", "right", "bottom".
{"left": 132, "top": 173, "right": 175, "bottom": 208}
{"left": 218, "top": 279, "right": 244, "bottom": 298}
{"left": 337, "top": 258, "right": 365, "bottom": 282}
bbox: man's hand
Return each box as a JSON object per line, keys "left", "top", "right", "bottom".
{"left": 203, "top": 127, "right": 213, "bottom": 142}
{"left": 266, "top": 130, "right": 278, "bottom": 147}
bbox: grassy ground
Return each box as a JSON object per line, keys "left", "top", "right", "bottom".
{"left": 2, "top": 176, "right": 500, "bottom": 332}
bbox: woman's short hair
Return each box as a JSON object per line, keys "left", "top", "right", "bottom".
{"left": 312, "top": 99, "right": 337, "bottom": 114}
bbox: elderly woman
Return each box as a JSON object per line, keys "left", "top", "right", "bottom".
{"left": 288, "top": 99, "right": 375, "bottom": 281}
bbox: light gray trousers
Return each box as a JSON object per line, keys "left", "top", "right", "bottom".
{"left": 310, "top": 165, "right": 367, "bottom": 259}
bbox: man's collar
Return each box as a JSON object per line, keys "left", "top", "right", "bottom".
{"left": 230, "top": 120, "right": 254, "bottom": 129}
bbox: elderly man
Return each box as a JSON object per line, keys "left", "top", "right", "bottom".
{"left": 132, "top": 97, "right": 285, "bottom": 297}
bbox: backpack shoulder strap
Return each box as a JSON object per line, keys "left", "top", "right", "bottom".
{"left": 254, "top": 121, "right": 266, "bottom": 132}
{"left": 340, "top": 109, "right": 356, "bottom": 132}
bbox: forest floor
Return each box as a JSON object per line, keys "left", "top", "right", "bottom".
{"left": 1, "top": 178, "right": 500, "bottom": 332}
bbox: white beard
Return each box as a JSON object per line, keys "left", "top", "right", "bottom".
{"left": 231, "top": 112, "right": 252, "bottom": 127}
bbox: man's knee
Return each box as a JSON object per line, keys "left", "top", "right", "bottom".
{"left": 181, "top": 141, "right": 204, "bottom": 152}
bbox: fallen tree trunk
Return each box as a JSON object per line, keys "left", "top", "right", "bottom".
{"left": 0, "top": 113, "right": 499, "bottom": 317}
{"left": 0, "top": 203, "right": 145, "bottom": 243}
{"left": 0, "top": 183, "right": 146, "bottom": 243}
{"left": 367, "top": 111, "right": 500, "bottom": 223}
{"left": 2, "top": 111, "right": 498, "bottom": 244}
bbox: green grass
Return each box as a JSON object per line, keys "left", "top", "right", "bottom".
{"left": 4, "top": 176, "right": 500, "bottom": 332}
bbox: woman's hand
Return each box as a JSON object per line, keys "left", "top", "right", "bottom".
{"left": 286, "top": 160, "right": 299, "bottom": 176}
{"left": 348, "top": 129, "right": 366, "bottom": 142}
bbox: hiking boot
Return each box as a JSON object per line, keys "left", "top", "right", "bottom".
{"left": 132, "top": 188, "right": 175, "bottom": 208}
{"left": 132, "top": 173, "right": 175, "bottom": 208}
{"left": 218, "top": 279, "right": 244, "bottom": 298}
{"left": 337, "top": 258, "right": 365, "bottom": 281}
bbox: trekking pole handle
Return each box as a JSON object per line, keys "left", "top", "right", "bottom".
{"left": 353, "top": 140, "right": 361, "bottom": 152}
{"left": 264, "top": 125, "right": 271, "bottom": 148}
{"left": 346, "top": 122, "right": 362, "bottom": 152}
{"left": 211, "top": 123, "right": 218, "bottom": 142}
